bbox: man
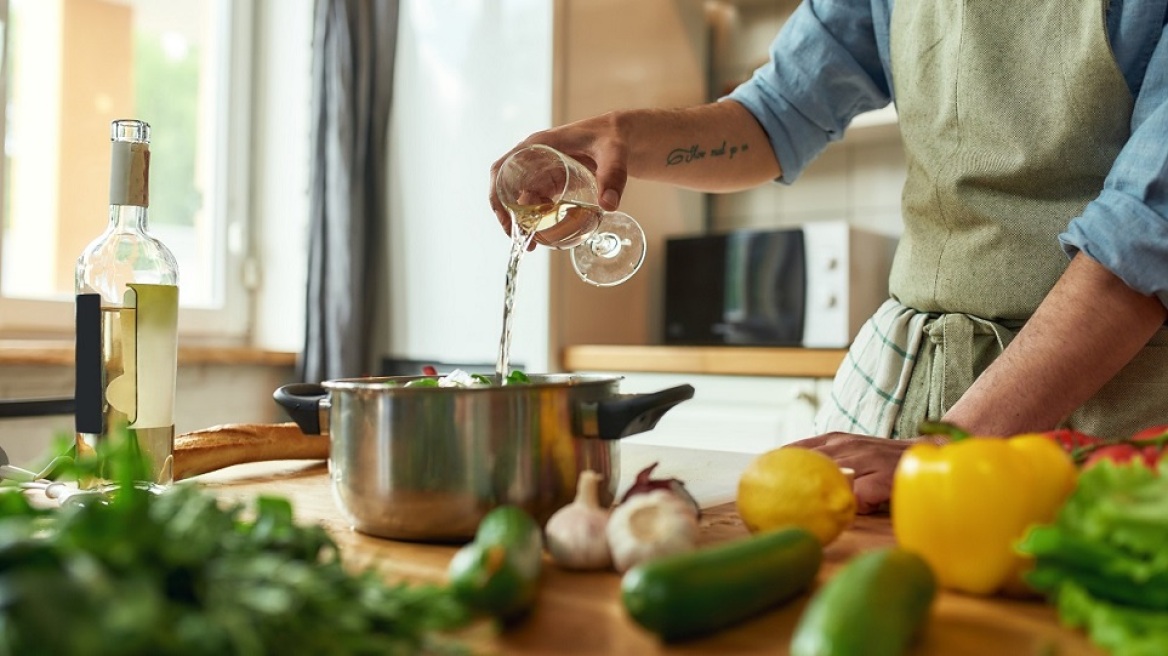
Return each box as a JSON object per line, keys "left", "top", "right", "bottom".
{"left": 490, "top": 0, "right": 1168, "bottom": 513}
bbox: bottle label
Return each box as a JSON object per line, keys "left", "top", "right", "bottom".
{"left": 110, "top": 284, "right": 178, "bottom": 428}
{"left": 74, "top": 294, "right": 104, "bottom": 434}
{"left": 74, "top": 284, "right": 178, "bottom": 434}
{"left": 109, "top": 141, "right": 150, "bottom": 206}
{"left": 129, "top": 283, "right": 178, "bottom": 428}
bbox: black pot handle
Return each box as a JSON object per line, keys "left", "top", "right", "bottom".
{"left": 592, "top": 384, "right": 695, "bottom": 440}
{"left": 0, "top": 397, "right": 75, "bottom": 419}
{"left": 273, "top": 383, "right": 328, "bottom": 435}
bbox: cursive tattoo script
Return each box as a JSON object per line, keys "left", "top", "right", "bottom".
{"left": 666, "top": 140, "right": 749, "bottom": 166}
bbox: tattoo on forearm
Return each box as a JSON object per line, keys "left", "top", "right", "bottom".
{"left": 666, "top": 140, "right": 749, "bottom": 166}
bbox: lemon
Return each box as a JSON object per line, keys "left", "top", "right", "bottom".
{"left": 736, "top": 447, "right": 856, "bottom": 545}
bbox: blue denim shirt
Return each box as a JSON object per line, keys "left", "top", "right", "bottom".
{"left": 728, "top": 0, "right": 1168, "bottom": 306}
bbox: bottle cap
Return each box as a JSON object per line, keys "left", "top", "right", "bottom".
{"left": 109, "top": 120, "right": 150, "bottom": 206}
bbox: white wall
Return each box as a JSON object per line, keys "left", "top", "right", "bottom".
{"left": 382, "top": 0, "right": 552, "bottom": 373}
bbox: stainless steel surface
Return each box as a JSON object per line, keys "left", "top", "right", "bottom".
{"left": 323, "top": 374, "right": 628, "bottom": 541}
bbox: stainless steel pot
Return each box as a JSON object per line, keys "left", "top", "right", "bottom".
{"left": 274, "top": 375, "right": 693, "bottom": 542}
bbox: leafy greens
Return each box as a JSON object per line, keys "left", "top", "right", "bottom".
{"left": 1017, "top": 461, "right": 1168, "bottom": 656}
{"left": 0, "top": 435, "right": 471, "bottom": 655}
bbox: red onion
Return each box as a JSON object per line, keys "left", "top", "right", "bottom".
{"left": 619, "top": 462, "right": 700, "bottom": 517}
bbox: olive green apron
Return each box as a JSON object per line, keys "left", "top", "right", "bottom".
{"left": 876, "top": 0, "right": 1168, "bottom": 438}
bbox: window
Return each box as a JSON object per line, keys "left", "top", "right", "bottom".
{"left": 0, "top": 0, "right": 253, "bottom": 338}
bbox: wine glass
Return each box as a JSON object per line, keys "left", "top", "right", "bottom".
{"left": 495, "top": 145, "right": 646, "bottom": 287}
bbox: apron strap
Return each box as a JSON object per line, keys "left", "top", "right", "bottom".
{"left": 926, "top": 313, "right": 1017, "bottom": 419}
{"left": 815, "top": 300, "right": 930, "bottom": 438}
{"left": 817, "top": 300, "right": 1020, "bottom": 439}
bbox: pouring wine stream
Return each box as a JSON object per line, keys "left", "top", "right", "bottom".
{"left": 495, "top": 211, "right": 539, "bottom": 380}
{"left": 492, "top": 146, "right": 646, "bottom": 381}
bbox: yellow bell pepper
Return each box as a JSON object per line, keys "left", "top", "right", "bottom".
{"left": 891, "top": 433, "right": 1077, "bottom": 595}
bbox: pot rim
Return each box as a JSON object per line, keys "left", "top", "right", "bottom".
{"left": 322, "top": 373, "right": 624, "bottom": 392}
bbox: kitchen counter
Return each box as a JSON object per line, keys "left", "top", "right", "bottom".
{"left": 195, "top": 445, "right": 1103, "bottom": 655}
{"left": 563, "top": 344, "right": 847, "bottom": 378}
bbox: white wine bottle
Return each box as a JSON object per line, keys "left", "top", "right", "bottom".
{"left": 75, "top": 119, "right": 179, "bottom": 485}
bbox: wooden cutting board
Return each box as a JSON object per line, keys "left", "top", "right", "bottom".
{"left": 195, "top": 462, "right": 1106, "bottom": 656}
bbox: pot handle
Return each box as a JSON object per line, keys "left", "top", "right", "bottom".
{"left": 589, "top": 384, "right": 695, "bottom": 440}
{"left": 273, "top": 383, "right": 329, "bottom": 436}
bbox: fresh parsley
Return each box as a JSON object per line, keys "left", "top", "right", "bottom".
{"left": 0, "top": 434, "right": 471, "bottom": 655}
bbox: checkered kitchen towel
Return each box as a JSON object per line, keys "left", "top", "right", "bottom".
{"left": 814, "top": 299, "right": 930, "bottom": 439}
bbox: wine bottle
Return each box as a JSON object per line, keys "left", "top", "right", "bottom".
{"left": 75, "top": 119, "right": 180, "bottom": 485}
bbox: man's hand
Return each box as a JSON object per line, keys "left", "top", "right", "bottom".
{"left": 786, "top": 433, "right": 947, "bottom": 514}
{"left": 488, "top": 113, "right": 629, "bottom": 247}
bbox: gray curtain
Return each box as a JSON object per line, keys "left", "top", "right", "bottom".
{"left": 300, "top": 0, "right": 398, "bottom": 383}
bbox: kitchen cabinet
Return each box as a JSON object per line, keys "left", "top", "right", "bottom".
{"left": 564, "top": 345, "right": 846, "bottom": 452}
{"left": 573, "top": 370, "right": 831, "bottom": 453}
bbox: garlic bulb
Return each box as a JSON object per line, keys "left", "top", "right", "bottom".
{"left": 606, "top": 489, "right": 699, "bottom": 572}
{"left": 544, "top": 470, "right": 612, "bottom": 570}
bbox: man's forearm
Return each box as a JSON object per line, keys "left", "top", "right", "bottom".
{"left": 616, "top": 101, "right": 782, "bottom": 191}
{"left": 943, "top": 253, "right": 1167, "bottom": 435}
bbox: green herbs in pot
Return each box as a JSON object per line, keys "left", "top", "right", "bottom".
{"left": 400, "top": 369, "right": 531, "bottom": 388}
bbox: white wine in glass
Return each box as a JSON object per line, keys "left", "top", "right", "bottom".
{"left": 495, "top": 145, "right": 646, "bottom": 287}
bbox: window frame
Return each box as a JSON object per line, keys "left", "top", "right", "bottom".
{"left": 0, "top": 0, "right": 256, "bottom": 341}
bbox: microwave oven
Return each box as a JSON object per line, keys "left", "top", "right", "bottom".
{"left": 663, "top": 222, "right": 898, "bottom": 348}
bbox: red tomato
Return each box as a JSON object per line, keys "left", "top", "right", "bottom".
{"left": 1084, "top": 444, "right": 1161, "bottom": 469}
{"left": 1131, "top": 425, "right": 1168, "bottom": 469}
{"left": 1130, "top": 424, "right": 1168, "bottom": 442}
{"left": 1042, "top": 428, "right": 1104, "bottom": 451}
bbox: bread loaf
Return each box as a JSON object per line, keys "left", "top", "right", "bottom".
{"left": 173, "top": 422, "right": 328, "bottom": 480}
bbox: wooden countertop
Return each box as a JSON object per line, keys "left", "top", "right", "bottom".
{"left": 563, "top": 344, "right": 847, "bottom": 378}
{"left": 197, "top": 462, "right": 1102, "bottom": 655}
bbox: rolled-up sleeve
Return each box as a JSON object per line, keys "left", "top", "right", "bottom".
{"left": 726, "top": 0, "right": 892, "bottom": 184}
{"left": 1060, "top": 22, "right": 1168, "bottom": 309}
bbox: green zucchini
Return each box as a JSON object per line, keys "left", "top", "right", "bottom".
{"left": 447, "top": 505, "right": 543, "bottom": 621}
{"left": 790, "top": 547, "right": 936, "bottom": 656}
{"left": 621, "top": 527, "right": 823, "bottom": 642}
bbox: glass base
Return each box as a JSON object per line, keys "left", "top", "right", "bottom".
{"left": 571, "top": 212, "right": 646, "bottom": 287}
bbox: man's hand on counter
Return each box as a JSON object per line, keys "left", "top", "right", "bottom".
{"left": 789, "top": 433, "right": 948, "bottom": 514}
